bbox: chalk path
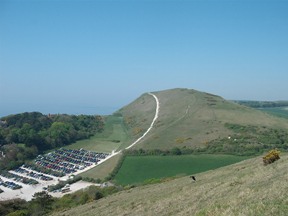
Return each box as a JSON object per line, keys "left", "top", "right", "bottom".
{"left": 66, "top": 92, "right": 159, "bottom": 176}
{"left": 124, "top": 93, "right": 160, "bottom": 150}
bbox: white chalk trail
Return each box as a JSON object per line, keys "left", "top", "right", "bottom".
{"left": 125, "top": 93, "right": 159, "bottom": 150}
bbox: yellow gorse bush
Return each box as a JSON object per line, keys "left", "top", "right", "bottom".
{"left": 263, "top": 149, "right": 281, "bottom": 165}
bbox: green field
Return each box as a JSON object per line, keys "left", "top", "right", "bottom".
{"left": 260, "top": 107, "right": 288, "bottom": 119}
{"left": 65, "top": 115, "right": 130, "bottom": 153}
{"left": 114, "top": 154, "right": 251, "bottom": 185}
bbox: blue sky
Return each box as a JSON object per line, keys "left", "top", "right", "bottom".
{"left": 1, "top": 0, "right": 288, "bottom": 116}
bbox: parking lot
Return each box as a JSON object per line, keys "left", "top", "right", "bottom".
{"left": 0, "top": 148, "right": 110, "bottom": 201}
{"left": 34, "top": 148, "right": 109, "bottom": 175}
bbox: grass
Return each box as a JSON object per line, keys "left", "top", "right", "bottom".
{"left": 119, "top": 88, "right": 288, "bottom": 150}
{"left": 49, "top": 89, "right": 288, "bottom": 215}
{"left": 64, "top": 115, "right": 130, "bottom": 180}
{"left": 117, "top": 93, "right": 156, "bottom": 143}
{"left": 68, "top": 88, "right": 288, "bottom": 182}
{"left": 52, "top": 154, "right": 288, "bottom": 216}
{"left": 79, "top": 153, "right": 123, "bottom": 180}
{"left": 260, "top": 107, "right": 288, "bottom": 119}
{"left": 65, "top": 115, "right": 130, "bottom": 153}
{"left": 114, "top": 154, "right": 251, "bottom": 185}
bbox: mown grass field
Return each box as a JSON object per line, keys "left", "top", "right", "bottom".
{"left": 260, "top": 107, "right": 288, "bottom": 119}
{"left": 65, "top": 115, "right": 130, "bottom": 153}
{"left": 114, "top": 154, "right": 251, "bottom": 185}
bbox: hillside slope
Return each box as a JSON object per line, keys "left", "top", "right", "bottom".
{"left": 117, "top": 88, "right": 288, "bottom": 151}
{"left": 52, "top": 154, "right": 288, "bottom": 216}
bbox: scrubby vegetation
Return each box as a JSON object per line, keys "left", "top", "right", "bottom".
{"left": 202, "top": 123, "right": 288, "bottom": 156}
{"left": 0, "top": 112, "right": 104, "bottom": 170}
{"left": 263, "top": 149, "right": 281, "bottom": 165}
{"left": 233, "top": 100, "right": 288, "bottom": 108}
{"left": 0, "top": 198, "right": 28, "bottom": 216}
{"left": 0, "top": 185, "right": 122, "bottom": 216}
{"left": 105, "top": 154, "right": 126, "bottom": 181}
{"left": 123, "top": 147, "right": 192, "bottom": 156}
{"left": 48, "top": 176, "right": 83, "bottom": 192}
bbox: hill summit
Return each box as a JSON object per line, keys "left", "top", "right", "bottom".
{"left": 118, "top": 88, "right": 288, "bottom": 154}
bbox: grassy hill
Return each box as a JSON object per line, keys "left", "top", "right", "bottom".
{"left": 48, "top": 89, "right": 288, "bottom": 215}
{"left": 117, "top": 88, "right": 288, "bottom": 153}
{"left": 71, "top": 88, "right": 288, "bottom": 180}
{"left": 52, "top": 153, "right": 288, "bottom": 216}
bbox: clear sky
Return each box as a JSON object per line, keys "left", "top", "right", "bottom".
{"left": 1, "top": 0, "right": 288, "bottom": 116}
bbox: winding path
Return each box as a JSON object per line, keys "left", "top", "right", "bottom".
{"left": 75, "top": 93, "right": 159, "bottom": 174}
{"left": 125, "top": 93, "right": 160, "bottom": 150}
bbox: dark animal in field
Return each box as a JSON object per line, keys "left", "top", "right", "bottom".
{"left": 190, "top": 176, "right": 196, "bottom": 181}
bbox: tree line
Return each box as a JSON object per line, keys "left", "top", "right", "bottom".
{"left": 0, "top": 112, "right": 104, "bottom": 170}
{"left": 233, "top": 100, "right": 288, "bottom": 108}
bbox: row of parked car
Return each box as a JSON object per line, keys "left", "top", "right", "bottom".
{"left": 37, "top": 153, "right": 92, "bottom": 170}
{"left": 34, "top": 148, "right": 110, "bottom": 175}
{"left": 22, "top": 163, "right": 64, "bottom": 177}
{"left": 0, "top": 170, "right": 39, "bottom": 185}
{"left": 56, "top": 148, "right": 109, "bottom": 163}
{"left": 14, "top": 167, "right": 53, "bottom": 181}
{"left": 0, "top": 177, "right": 22, "bottom": 190}
{"left": 35, "top": 159, "right": 77, "bottom": 175}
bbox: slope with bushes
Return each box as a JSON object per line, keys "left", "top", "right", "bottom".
{"left": 117, "top": 88, "right": 288, "bottom": 154}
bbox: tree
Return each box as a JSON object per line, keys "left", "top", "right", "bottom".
{"left": 48, "top": 122, "right": 72, "bottom": 147}
{"left": 0, "top": 199, "right": 27, "bottom": 216}
{"left": 171, "top": 147, "right": 182, "bottom": 155}
{"left": 30, "top": 191, "right": 54, "bottom": 215}
{"left": 5, "top": 128, "right": 20, "bottom": 143}
{"left": 94, "top": 190, "right": 104, "bottom": 200}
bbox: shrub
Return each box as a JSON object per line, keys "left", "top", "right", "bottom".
{"left": 94, "top": 191, "right": 104, "bottom": 200}
{"left": 263, "top": 149, "right": 280, "bottom": 165}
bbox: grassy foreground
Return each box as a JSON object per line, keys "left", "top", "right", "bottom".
{"left": 114, "top": 154, "right": 251, "bottom": 185}
{"left": 52, "top": 154, "right": 288, "bottom": 216}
